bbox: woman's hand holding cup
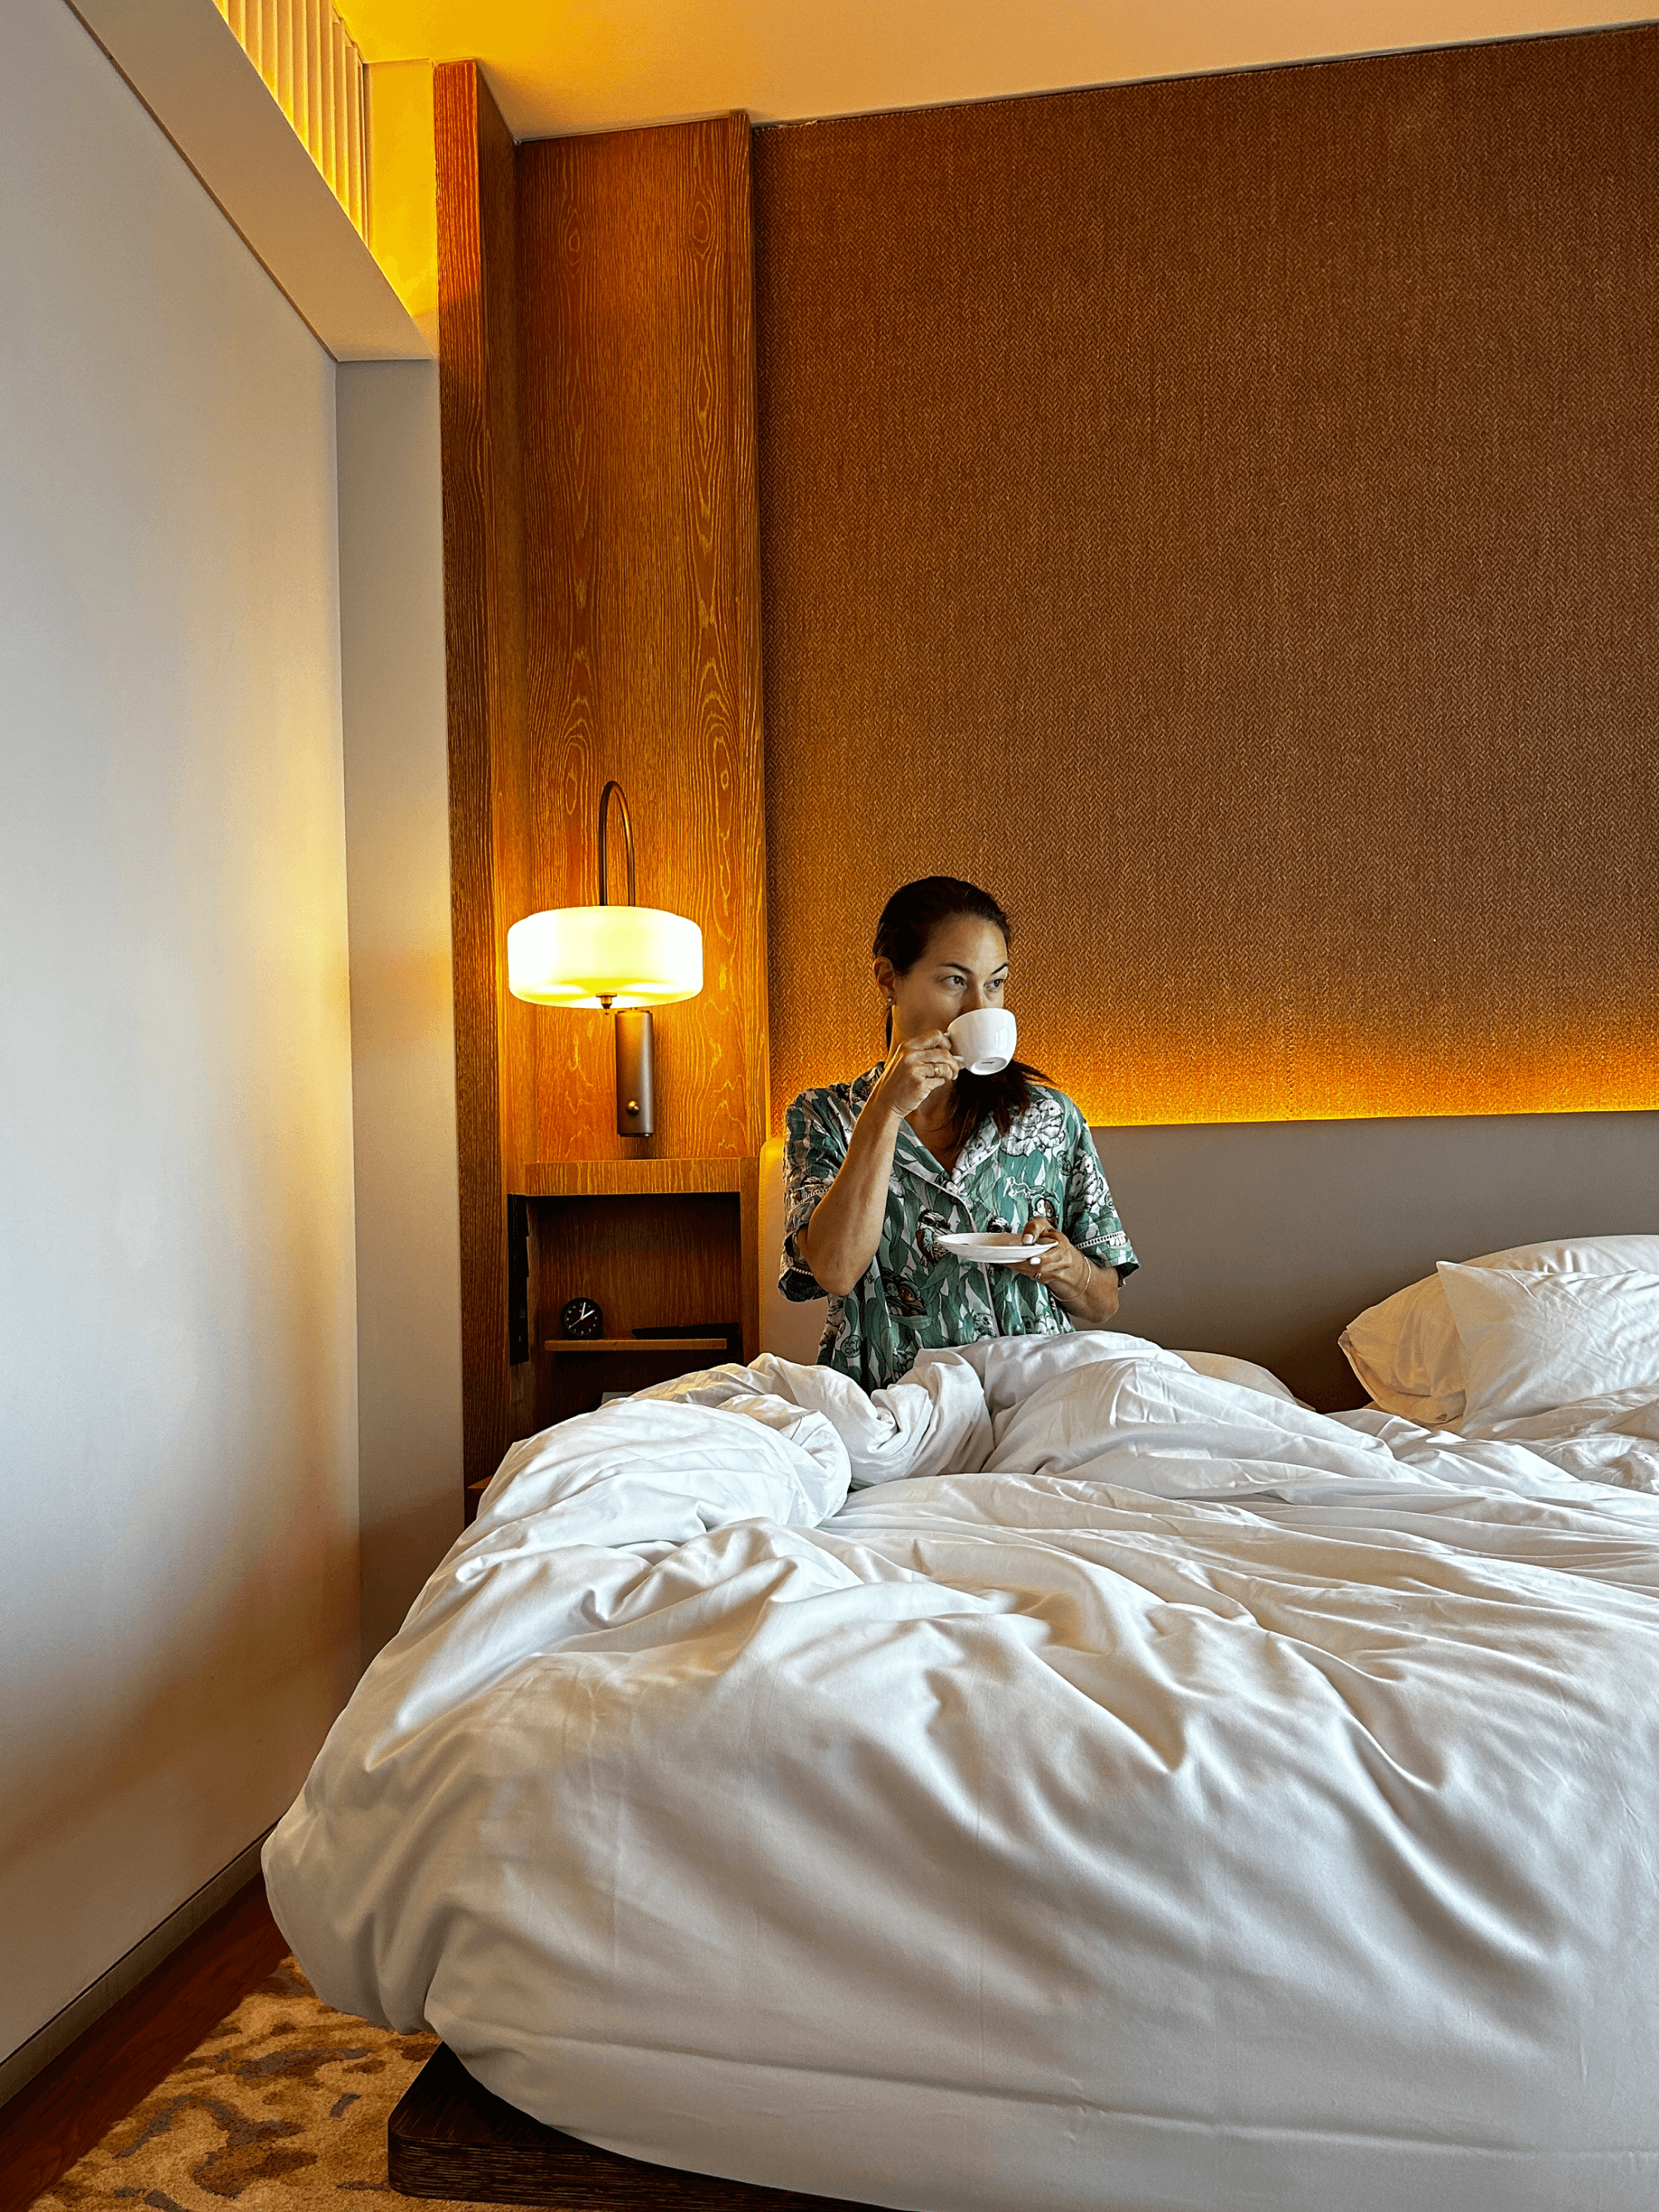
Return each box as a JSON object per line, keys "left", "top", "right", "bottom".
{"left": 874, "top": 1031, "right": 961, "bottom": 1119}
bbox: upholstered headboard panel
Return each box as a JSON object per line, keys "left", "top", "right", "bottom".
{"left": 759, "top": 1111, "right": 1659, "bottom": 1410}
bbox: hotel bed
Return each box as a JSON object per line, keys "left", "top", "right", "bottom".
{"left": 266, "top": 1109, "right": 1659, "bottom": 2212}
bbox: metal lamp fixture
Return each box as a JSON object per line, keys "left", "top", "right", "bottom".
{"left": 507, "top": 782, "right": 703, "bottom": 1137}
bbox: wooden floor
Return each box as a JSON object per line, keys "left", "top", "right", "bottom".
{"left": 390, "top": 2043, "right": 880, "bottom": 2210}
{"left": 0, "top": 1876, "right": 286, "bottom": 2212}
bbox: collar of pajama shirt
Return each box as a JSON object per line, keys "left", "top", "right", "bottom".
{"left": 779, "top": 1066, "right": 1137, "bottom": 1391}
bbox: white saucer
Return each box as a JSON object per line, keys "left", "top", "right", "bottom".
{"left": 937, "top": 1232, "right": 1040, "bottom": 1266}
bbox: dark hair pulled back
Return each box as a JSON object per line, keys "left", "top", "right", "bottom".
{"left": 873, "top": 876, "right": 1049, "bottom": 1143}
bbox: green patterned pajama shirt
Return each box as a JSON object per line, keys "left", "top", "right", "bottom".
{"left": 781, "top": 1067, "right": 1138, "bottom": 1392}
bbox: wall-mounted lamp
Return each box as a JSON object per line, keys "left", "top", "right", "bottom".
{"left": 507, "top": 782, "right": 703, "bottom": 1138}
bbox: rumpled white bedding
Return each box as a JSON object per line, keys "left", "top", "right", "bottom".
{"left": 265, "top": 1335, "right": 1659, "bottom": 2212}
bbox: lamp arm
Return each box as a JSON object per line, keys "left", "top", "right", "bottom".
{"left": 597, "top": 781, "right": 638, "bottom": 906}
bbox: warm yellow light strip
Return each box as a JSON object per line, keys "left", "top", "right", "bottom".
{"left": 215, "top": 0, "right": 368, "bottom": 237}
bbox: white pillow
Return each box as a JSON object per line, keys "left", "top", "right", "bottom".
{"left": 1340, "top": 1235, "right": 1659, "bottom": 1423}
{"left": 1436, "top": 1264, "right": 1659, "bottom": 1424}
{"left": 1339, "top": 1278, "right": 1468, "bottom": 1425}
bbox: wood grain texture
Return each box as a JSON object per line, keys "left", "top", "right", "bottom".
{"left": 522, "top": 1157, "right": 761, "bottom": 1354}
{"left": 0, "top": 1879, "right": 284, "bottom": 2212}
{"left": 517, "top": 114, "right": 769, "bottom": 1163}
{"left": 435, "top": 61, "right": 536, "bottom": 1489}
{"left": 754, "top": 27, "right": 1659, "bottom": 1129}
{"left": 737, "top": 1151, "right": 761, "bottom": 1358}
{"left": 725, "top": 118, "right": 771, "bottom": 1158}
{"left": 533, "top": 1190, "right": 743, "bottom": 1423}
{"left": 544, "top": 1337, "right": 728, "bottom": 1353}
{"left": 523, "top": 1157, "right": 752, "bottom": 1196}
{"left": 536, "top": 1194, "right": 742, "bottom": 1342}
{"left": 389, "top": 2041, "right": 881, "bottom": 2209}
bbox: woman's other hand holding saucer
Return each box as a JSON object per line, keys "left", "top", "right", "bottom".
{"left": 1018, "top": 1216, "right": 1121, "bottom": 1326}
{"left": 1015, "top": 1215, "right": 1086, "bottom": 1293}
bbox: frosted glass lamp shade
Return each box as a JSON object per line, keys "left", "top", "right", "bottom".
{"left": 508, "top": 906, "right": 703, "bottom": 1009}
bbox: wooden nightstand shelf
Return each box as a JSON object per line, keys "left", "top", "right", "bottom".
{"left": 513, "top": 1157, "right": 761, "bottom": 1440}
{"left": 546, "top": 1337, "right": 727, "bottom": 1356}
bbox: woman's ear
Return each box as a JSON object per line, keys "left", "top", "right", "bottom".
{"left": 872, "top": 957, "right": 895, "bottom": 1004}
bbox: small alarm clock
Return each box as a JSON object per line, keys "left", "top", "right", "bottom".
{"left": 561, "top": 1295, "right": 604, "bottom": 1340}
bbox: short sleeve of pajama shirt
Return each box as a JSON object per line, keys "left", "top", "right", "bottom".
{"left": 780, "top": 1068, "right": 1138, "bottom": 1392}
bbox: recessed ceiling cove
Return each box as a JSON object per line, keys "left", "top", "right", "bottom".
{"left": 338, "top": 0, "right": 1636, "bottom": 139}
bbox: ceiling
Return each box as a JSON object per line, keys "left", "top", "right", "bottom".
{"left": 336, "top": 0, "right": 1642, "bottom": 139}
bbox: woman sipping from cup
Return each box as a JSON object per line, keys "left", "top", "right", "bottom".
{"left": 780, "top": 876, "right": 1137, "bottom": 1390}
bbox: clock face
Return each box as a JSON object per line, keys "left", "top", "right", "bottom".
{"left": 561, "top": 1296, "right": 603, "bottom": 1340}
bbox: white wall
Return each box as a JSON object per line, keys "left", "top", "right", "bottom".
{"left": 0, "top": 0, "right": 360, "bottom": 2071}
{"left": 337, "top": 361, "right": 464, "bottom": 1664}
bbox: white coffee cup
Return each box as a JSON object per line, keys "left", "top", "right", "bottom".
{"left": 948, "top": 1008, "right": 1018, "bottom": 1075}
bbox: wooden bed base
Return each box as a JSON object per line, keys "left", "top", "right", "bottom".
{"left": 388, "top": 2043, "right": 878, "bottom": 2210}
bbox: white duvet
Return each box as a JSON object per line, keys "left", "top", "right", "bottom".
{"left": 265, "top": 1335, "right": 1659, "bottom": 2212}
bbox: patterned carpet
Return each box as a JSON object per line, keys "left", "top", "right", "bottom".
{"left": 37, "top": 1958, "right": 479, "bottom": 2211}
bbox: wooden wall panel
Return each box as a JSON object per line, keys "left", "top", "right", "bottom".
{"left": 753, "top": 27, "right": 1659, "bottom": 1129}
{"left": 439, "top": 95, "right": 769, "bottom": 1493}
{"left": 537, "top": 1195, "right": 742, "bottom": 1338}
{"left": 516, "top": 114, "right": 768, "bottom": 1162}
{"left": 532, "top": 1186, "right": 743, "bottom": 1425}
{"left": 435, "top": 61, "right": 536, "bottom": 1486}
